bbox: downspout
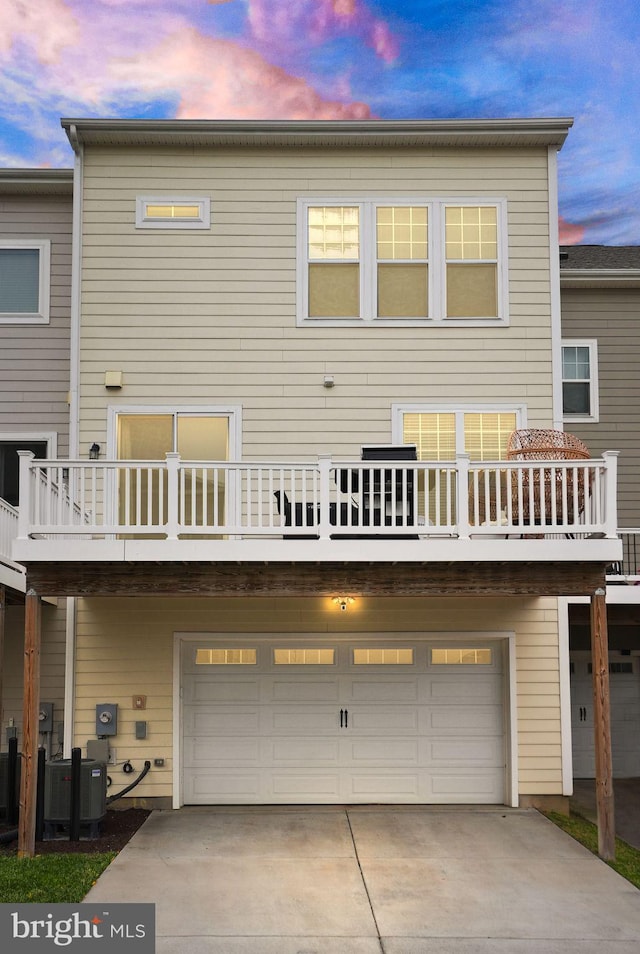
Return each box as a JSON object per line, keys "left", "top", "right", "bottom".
{"left": 549, "top": 145, "right": 574, "bottom": 797}
{"left": 548, "top": 144, "right": 564, "bottom": 431}
{"left": 62, "top": 124, "right": 83, "bottom": 757}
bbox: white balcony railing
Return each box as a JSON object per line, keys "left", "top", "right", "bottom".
{"left": 0, "top": 496, "right": 20, "bottom": 560}
{"left": 16, "top": 450, "right": 619, "bottom": 545}
{"left": 0, "top": 495, "right": 26, "bottom": 590}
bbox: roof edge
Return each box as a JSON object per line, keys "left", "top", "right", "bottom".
{"left": 60, "top": 117, "right": 573, "bottom": 148}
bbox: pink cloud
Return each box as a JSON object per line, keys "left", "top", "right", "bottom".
{"left": 558, "top": 216, "right": 586, "bottom": 244}
{"left": 0, "top": 1, "right": 372, "bottom": 128}
{"left": 111, "top": 28, "right": 371, "bottom": 120}
{"left": 247, "top": 0, "right": 399, "bottom": 64}
{"left": 1, "top": 0, "right": 80, "bottom": 64}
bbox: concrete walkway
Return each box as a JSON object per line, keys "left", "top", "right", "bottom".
{"left": 85, "top": 806, "right": 640, "bottom": 953}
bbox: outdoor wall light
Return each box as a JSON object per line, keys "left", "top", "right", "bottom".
{"left": 89, "top": 443, "right": 101, "bottom": 460}
{"left": 332, "top": 596, "right": 355, "bottom": 612}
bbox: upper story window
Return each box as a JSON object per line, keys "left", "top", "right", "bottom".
{"left": 297, "top": 198, "right": 507, "bottom": 326}
{"left": 135, "top": 196, "right": 211, "bottom": 229}
{"left": 562, "top": 340, "right": 599, "bottom": 422}
{"left": 0, "top": 240, "right": 50, "bottom": 324}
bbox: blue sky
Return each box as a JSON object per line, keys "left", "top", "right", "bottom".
{"left": 1, "top": 0, "right": 638, "bottom": 244}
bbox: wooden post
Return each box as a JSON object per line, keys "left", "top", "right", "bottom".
{"left": 591, "top": 587, "right": 615, "bottom": 861}
{"left": 18, "top": 589, "right": 41, "bottom": 859}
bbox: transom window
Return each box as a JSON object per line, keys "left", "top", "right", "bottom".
{"left": 0, "top": 241, "right": 50, "bottom": 323}
{"left": 431, "top": 648, "right": 493, "bottom": 665}
{"left": 136, "top": 196, "right": 210, "bottom": 229}
{"left": 353, "top": 648, "right": 414, "bottom": 665}
{"left": 298, "top": 198, "right": 506, "bottom": 325}
{"left": 273, "top": 649, "right": 335, "bottom": 665}
{"left": 562, "top": 340, "right": 598, "bottom": 421}
{"left": 195, "top": 648, "right": 257, "bottom": 665}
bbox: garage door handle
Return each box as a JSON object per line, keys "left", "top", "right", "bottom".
{"left": 344, "top": 708, "right": 348, "bottom": 728}
{"left": 340, "top": 708, "right": 344, "bottom": 728}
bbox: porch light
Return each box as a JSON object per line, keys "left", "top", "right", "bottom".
{"left": 89, "top": 443, "right": 101, "bottom": 460}
{"left": 333, "top": 596, "right": 355, "bottom": 612}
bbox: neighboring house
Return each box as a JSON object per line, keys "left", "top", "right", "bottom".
{"left": 0, "top": 169, "right": 73, "bottom": 762}
{"left": 11, "top": 118, "right": 622, "bottom": 818}
{"left": 559, "top": 245, "right": 640, "bottom": 779}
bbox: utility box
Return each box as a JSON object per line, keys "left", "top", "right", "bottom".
{"left": 43, "top": 759, "right": 107, "bottom": 838}
{"left": 39, "top": 702, "right": 54, "bottom": 734}
{"left": 95, "top": 703, "right": 118, "bottom": 736}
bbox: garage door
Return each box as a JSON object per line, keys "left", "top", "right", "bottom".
{"left": 181, "top": 639, "right": 505, "bottom": 804}
{"left": 571, "top": 651, "right": 640, "bottom": 778}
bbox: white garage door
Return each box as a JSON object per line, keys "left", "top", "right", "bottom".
{"left": 571, "top": 651, "right": 640, "bottom": 778}
{"left": 181, "top": 639, "right": 505, "bottom": 804}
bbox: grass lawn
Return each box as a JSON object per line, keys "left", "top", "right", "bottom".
{"left": 0, "top": 852, "right": 116, "bottom": 903}
{"left": 546, "top": 811, "right": 640, "bottom": 890}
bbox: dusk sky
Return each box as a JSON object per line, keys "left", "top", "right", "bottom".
{"left": 1, "top": 0, "right": 638, "bottom": 245}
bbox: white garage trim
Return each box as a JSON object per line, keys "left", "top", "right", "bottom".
{"left": 173, "top": 631, "right": 517, "bottom": 809}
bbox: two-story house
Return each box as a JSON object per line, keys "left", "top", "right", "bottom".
{"left": 11, "top": 119, "right": 621, "bottom": 840}
{"left": 559, "top": 245, "right": 640, "bottom": 780}
{"left": 0, "top": 168, "right": 73, "bottom": 775}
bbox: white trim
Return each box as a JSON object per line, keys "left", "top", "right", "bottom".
{"left": 557, "top": 597, "right": 573, "bottom": 796}
{"left": 0, "top": 239, "right": 51, "bottom": 324}
{"left": 548, "top": 147, "right": 564, "bottom": 430}
{"left": 561, "top": 338, "right": 599, "bottom": 423}
{"left": 0, "top": 431, "right": 58, "bottom": 456}
{"left": 106, "top": 404, "right": 243, "bottom": 459}
{"left": 172, "top": 634, "right": 182, "bottom": 809}
{"left": 296, "top": 196, "right": 509, "bottom": 327}
{"left": 63, "top": 597, "right": 76, "bottom": 759}
{"left": 136, "top": 195, "right": 211, "bottom": 229}
{"left": 506, "top": 633, "right": 519, "bottom": 807}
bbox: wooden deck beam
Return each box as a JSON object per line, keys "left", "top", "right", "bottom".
{"left": 23, "top": 560, "right": 607, "bottom": 598}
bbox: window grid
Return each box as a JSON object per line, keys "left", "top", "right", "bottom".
{"left": 308, "top": 206, "right": 360, "bottom": 260}
{"left": 353, "top": 648, "right": 414, "bottom": 665}
{"left": 445, "top": 206, "right": 497, "bottom": 261}
{"left": 431, "top": 648, "right": 492, "bottom": 665}
{"left": 195, "top": 648, "right": 257, "bottom": 665}
{"left": 376, "top": 207, "right": 428, "bottom": 261}
{"left": 273, "top": 648, "right": 335, "bottom": 665}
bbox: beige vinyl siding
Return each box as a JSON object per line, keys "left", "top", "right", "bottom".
{"left": 0, "top": 195, "right": 72, "bottom": 452}
{"left": 561, "top": 286, "right": 640, "bottom": 527}
{"left": 77, "top": 145, "right": 555, "bottom": 457}
{"left": 73, "top": 595, "right": 562, "bottom": 802}
{"left": 2, "top": 600, "right": 68, "bottom": 751}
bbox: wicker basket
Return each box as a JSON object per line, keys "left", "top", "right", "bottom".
{"left": 506, "top": 429, "right": 590, "bottom": 523}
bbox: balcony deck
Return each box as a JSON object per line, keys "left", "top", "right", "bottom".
{"left": 11, "top": 452, "right": 622, "bottom": 598}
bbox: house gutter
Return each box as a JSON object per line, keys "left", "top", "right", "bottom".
{"left": 560, "top": 269, "right": 640, "bottom": 288}
{"left": 61, "top": 117, "right": 573, "bottom": 149}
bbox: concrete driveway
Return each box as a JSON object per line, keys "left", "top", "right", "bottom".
{"left": 85, "top": 806, "right": 640, "bottom": 954}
